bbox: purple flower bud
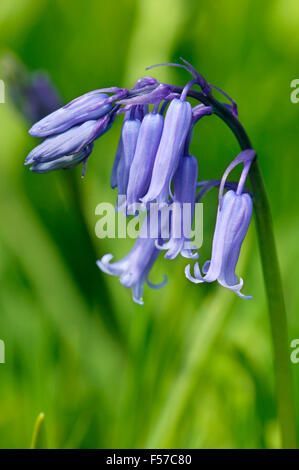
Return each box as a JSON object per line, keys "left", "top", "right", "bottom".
{"left": 185, "top": 190, "right": 253, "bottom": 299}
{"left": 141, "top": 98, "right": 192, "bottom": 203}
{"left": 157, "top": 154, "right": 199, "bottom": 259}
{"left": 29, "top": 92, "right": 112, "bottom": 137}
{"left": 25, "top": 117, "right": 111, "bottom": 165}
{"left": 26, "top": 120, "right": 96, "bottom": 164}
{"left": 29, "top": 143, "right": 94, "bottom": 173}
{"left": 126, "top": 112, "right": 164, "bottom": 211}
{"left": 115, "top": 117, "right": 141, "bottom": 198}
{"left": 97, "top": 235, "right": 167, "bottom": 305}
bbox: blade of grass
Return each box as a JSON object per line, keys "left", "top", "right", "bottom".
{"left": 30, "top": 413, "right": 46, "bottom": 449}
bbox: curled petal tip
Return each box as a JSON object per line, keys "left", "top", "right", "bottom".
{"left": 147, "top": 275, "right": 168, "bottom": 290}
{"left": 219, "top": 277, "right": 252, "bottom": 299}
{"left": 181, "top": 249, "right": 199, "bottom": 260}
{"left": 96, "top": 254, "right": 114, "bottom": 274}
{"left": 184, "top": 264, "right": 202, "bottom": 284}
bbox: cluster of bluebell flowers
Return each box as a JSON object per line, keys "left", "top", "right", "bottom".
{"left": 26, "top": 59, "right": 255, "bottom": 304}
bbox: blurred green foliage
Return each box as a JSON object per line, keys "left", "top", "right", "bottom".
{"left": 0, "top": 0, "right": 298, "bottom": 449}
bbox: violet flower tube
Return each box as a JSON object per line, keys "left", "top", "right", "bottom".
{"left": 185, "top": 150, "right": 256, "bottom": 298}
{"left": 185, "top": 189, "right": 253, "bottom": 298}
{"left": 141, "top": 97, "right": 192, "bottom": 204}
{"left": 115, "top": 111, "right": 141, "bottom": 204}
{"left": 25, "top": 120, "right": 100, "bottom": 164}
{"left": 126, "top": 111, "right": 164, "bottom": 212}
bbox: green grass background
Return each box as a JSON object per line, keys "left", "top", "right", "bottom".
{"left": 0, "top": 0, "right": 298, "bottom": 449}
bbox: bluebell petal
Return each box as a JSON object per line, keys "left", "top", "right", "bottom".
{"left": 184, "top": 263, "right": 202, "bottom": 284}
{"left": 146, "top": 275, "right": 168, "bottom": 290}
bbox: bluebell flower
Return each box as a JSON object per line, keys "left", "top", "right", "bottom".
{"left": 97, "top": 235, "right": 167, "bottom": 305}
{"left": 25, "top": 115, "right": 113, "bottom": 166}
{"left": 185, "top": 189, "right": 253, "bottom": 298}
{"left": 185, "top": 149, "right": 255, "bottom": 298}
{"left": 126, "top": 111, "right": 164, "bottom": 212}
{"left": 26, "top": 86, "right": 129, "bottom": 174}
{"left": 30, "top": 143, "right": 94, "bottom": 174}
{"left": 29, "top": 92, "right": 113, "bottom": 137}
{"left": 141, "top": 98, "right": 192, "bottom": 204}
{"left": 114, "top": 113, "right": 141, "bottom": 203}
{"left": 156, "top": 154, "right": 199, "bottom": 259}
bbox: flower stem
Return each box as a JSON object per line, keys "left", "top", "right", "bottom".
{"left": 172, "top": 85, "right": 297, "bottom": 448}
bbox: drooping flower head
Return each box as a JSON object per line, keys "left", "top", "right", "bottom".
{"left": 25, "top": 58, "right": 258, "bottom": 304}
